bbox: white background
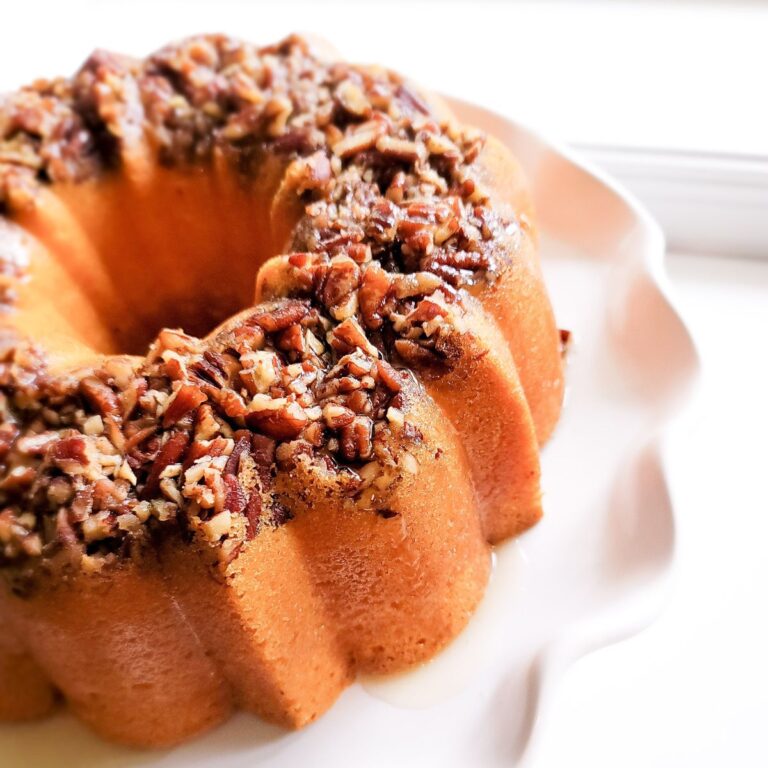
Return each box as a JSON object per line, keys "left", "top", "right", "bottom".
{"left": 2, "top": 2, "right": 767, "bottom": 766}
{"left": 1, "top": 0, "right": 767, "bottom": 156}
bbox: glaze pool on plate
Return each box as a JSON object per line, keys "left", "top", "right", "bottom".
{"left": 0, "top": 103, "right": 695, "bottom": 768}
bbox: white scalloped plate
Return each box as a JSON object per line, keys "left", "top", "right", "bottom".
{"left": 0, "top": 101, "right": 698, "bottom": 768}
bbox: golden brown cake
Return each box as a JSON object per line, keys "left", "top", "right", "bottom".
{"left": 0, "top": 35, "right": 564, "bottom": 747}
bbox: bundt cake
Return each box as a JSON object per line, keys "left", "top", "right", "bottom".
{"left": 0, "top": 35, "right": 564, "bottom": 747}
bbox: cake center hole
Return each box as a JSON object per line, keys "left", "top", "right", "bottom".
{"left": 48, "top": 170, "right": 279, "bottom": 356}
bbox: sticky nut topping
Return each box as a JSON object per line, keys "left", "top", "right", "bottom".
{"left": 1, "top": 34, "right": 520, "bottom": 301}
{"left": 0, "top": 300, "right": 422, "bottom": 572}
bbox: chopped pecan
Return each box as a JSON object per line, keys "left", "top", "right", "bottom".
{"left": 303, "top": 420, "right": 324, "bottom": 446}
{"left": 223, "top": 474, "right": 247, "bottom": 516}
{"left": 339, "top": 416, "right": 373, "bottom": 461}
{"left": 366, "top": 200, "right": 399, "bottom": 242}
{"left": 395, "top": 84, "right": 430, "bottom": 115}
{"left": 92, "top": 477, "right": 122, "bottom": 512}
{"left": 0, "top": 423, "right": 19, "bottom": 460}
{"left": 358, "top": 263, "right": 392, "bottom": 330}
{"left": 323, "top": 403, "right": 355, "bottom": 429}
{"left": 182, "top": 435, "right": 229, "bottom": 470}
{"left": 248, "top": 300, "right": 309, "bottom": 332}
{"left": 48, "top": 436, "right": 91, "bottom": 468}
{"left": 336, "top": 80, "right": 371, "bottom": 118}
{"left": 47, "top": 476, "right": 74, "bottom": 505}
{"left": 331, "top": 317, "right": 377, "bottom": 356}
{"left": 407, "top": 299, "right": 448, "bottom": 324}
{"left": 433, "top": 331, "right": 464, "bottom": 366}
{"left": 320, "top": 257, "right": 360, "bottom": 311}
{"left": 79, "top": 376, "right": 120, "bottom": 420}
{"left": 332, "top": 120, "right": 387, "bottom": 158}
{"left": 120, "top": 377, "right": 148, "bottom": 419}
{"left": 403, "top": 228, "right": 433, "bottom": 255}
{"left": 250, "top": 434, "right": 275, "bottom": 486}
{"left": 140, "top": 431, "right": 190, "bottom": 500}
{"left": 207, "top": 387, "right": 248, "bottom": 420}
{"left": 375, "top": 135, "right": 424, "bottom": 163}
{"left": 55, "top": 508, "right": 78, "bottom": 547}
{"left": 245, "top": 401, "right": 308, "bottom": 440}
{"left": 155, "top": 328, "right": 198, "bottom": 356}
{"left": 346, "top": 389, "right": 371, "bottom": 414}
{"left": 385, "top": 171, "right": 406, "bottom": 203}
{"left": 375, "top": 358, "right": 402, "bottom": 392}
{"left": 425, "top": 249, "right": 490, "bottom": 272}
{"left": 394, "top": 339, "right": 444, "bottom": 369}
{"left": 244, "top": 490, "right": 262, "bottom": 539}
{"left": 428, "top": 263, "right": 462, "bottom": 287}
{"left": 276, "top": 324, "right": 306, "bottom": 354}
{"left": 271, "top": 126, "right": 324, "bottom": 154}
{"left": 224, "top": 435, "right": 251, "bottom": 477}
{"left": 191, "top": 355, "right": 227, "bottom": 387}
{"left": 15, "top": 432, "right": 58, "bottom": 457}
{"left": 0, "top": 466, "right": 35, "bottom": 492}
{"left": 162, "top": 384, "right": 206, "bottom": 427}
{"left": 232, "top": 324, "right": 266, "bottom": 353}
{"left": 346, "top": 243, "right": 372, "bottom": 264}
{"left": 391, "top": 271, "right": 443, "bottom": 299}
{"left": 285, "top": 151, "right": 332, "bottom": 195}
{"left": 124, "top": 425, "right": 157, "bottom": 452}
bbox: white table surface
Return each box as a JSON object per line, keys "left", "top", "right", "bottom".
{"left": 534, "top": 251, "right": 768, "bottom": 768}
{"left": 2, "top": 2, "right": 767, "bottom": 765}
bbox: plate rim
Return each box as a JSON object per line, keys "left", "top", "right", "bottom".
{"left": 446, "top": 96, "right": 701, "bottom": 766}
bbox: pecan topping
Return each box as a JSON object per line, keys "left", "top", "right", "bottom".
{"left": 0, "top": 33, "right": 518, "bottom": 573}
